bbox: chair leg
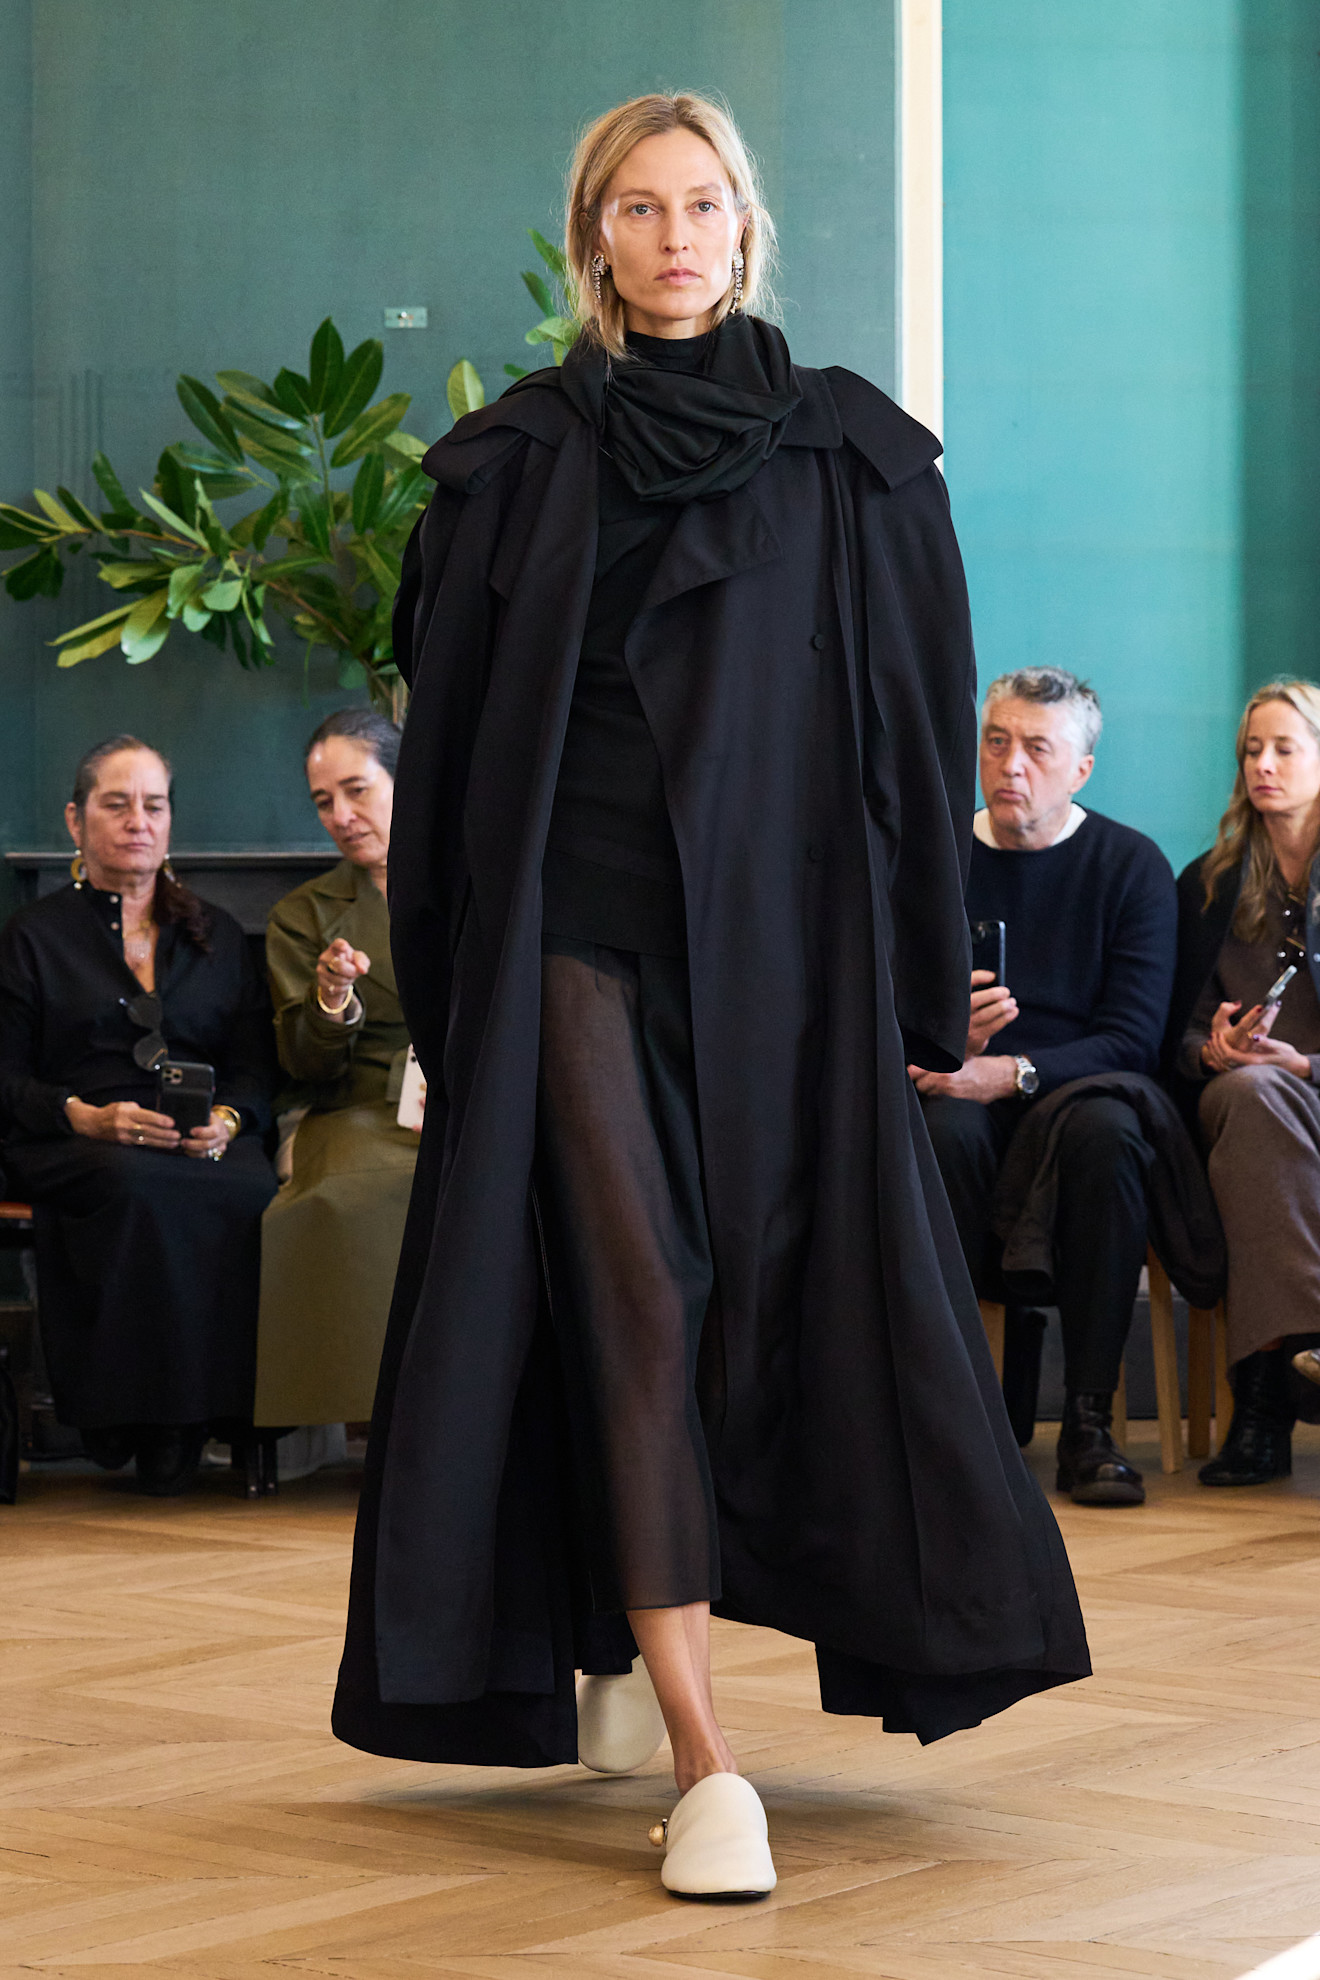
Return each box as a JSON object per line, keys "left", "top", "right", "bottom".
{"left": 979, "top": 1300, "right": 1006, "bottom": 1381}
{"left": 1112, "top": 1363, "right": 1128, "bottom": 1450}
{"left": 1213, "top": 1303, "right": 1232, "bottom": 1452}
{"left": 1147, "top": 1249, "right": 1184, "bottom": 1474}
{"left": 259, "top": 1431, "right": 279, "bottom": 1496}
{"left": 1187, "top": 1308, "right": 1214, "bottom": 1460}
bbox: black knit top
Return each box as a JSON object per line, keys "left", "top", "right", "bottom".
{"left": 541, "top": 331, "right": 710, "bottom": 957}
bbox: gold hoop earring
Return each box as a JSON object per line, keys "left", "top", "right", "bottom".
{"left": 70, "top": 851, "right": 87, "bottom": 888}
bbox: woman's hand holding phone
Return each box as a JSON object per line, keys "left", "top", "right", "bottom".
{"left": 1201, "top": 998, "right": 1311, "bottom": 1079}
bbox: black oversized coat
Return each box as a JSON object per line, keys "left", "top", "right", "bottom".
{"left": 333, "top": 355, "right": 1089, "bottom": 1765}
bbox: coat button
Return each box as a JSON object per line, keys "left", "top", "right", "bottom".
{"left": 110, "top": 920, "right": 120, "bottom": 930}
{"left": 810, "top": 632, "right": 827, "bottom": 650}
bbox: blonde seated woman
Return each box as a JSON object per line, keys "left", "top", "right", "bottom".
{"left": 254, "top": 709, "right": 418, "bottom": 1440}
{"left": 1176, "top": 679, "right": 1320, "bottom": 1484}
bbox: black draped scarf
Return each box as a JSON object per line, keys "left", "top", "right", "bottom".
{"left": 559, "top": 313, "right": 802, "bottom": 503}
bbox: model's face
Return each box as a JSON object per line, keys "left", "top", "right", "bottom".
{"left": 65, "top": 749, "right": 172, "bottom": 885}
{"left": 979, "top": 697, "right": 1093, "bottom": 838}
{"left": 1242, "top": 701, "right": 1320, "bottom": 819}
{"left": 306, "top": 736, "right": 395, "bottom": 867}
{"left": 597, "top": 127, "right": 743, "bottom": 339}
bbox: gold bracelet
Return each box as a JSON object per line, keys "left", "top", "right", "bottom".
{"left": 213, "top": 1105, "right": 241, "bottom": 1139}
{"left": 316, "top": 982, "right": 354, "bottom": 1017}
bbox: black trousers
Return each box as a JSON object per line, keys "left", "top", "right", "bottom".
{"left": 921, "top": 1093, "right": 1150, "bottom": 1396}
{"left": 536, "top": 937, "right": 721, "bottom": 1616}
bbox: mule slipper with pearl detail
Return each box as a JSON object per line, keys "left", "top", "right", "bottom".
{"left": 649, "top": 1771, "right": 776, "bottom": 1897}
{"left": 576, "top": 1657, "right": 667, "bottom": 1774}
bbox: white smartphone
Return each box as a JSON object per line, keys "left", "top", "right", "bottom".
{"left": 1264, "top": 963, "right": 1298, "bottom": 1008}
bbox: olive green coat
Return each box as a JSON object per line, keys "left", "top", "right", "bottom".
{"left": 254, "top": 859, "right": 418, "bottom": 1426}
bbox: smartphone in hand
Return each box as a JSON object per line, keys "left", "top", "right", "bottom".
{"left": 970, "top": 918, "right": 1006, "bottom": 986}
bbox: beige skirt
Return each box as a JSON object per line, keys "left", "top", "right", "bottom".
{"left": 1200, "top": 1064, "right": 1320, "bottom": 1364}
{"left": 254, "top": 1101, "right": 418, "bottom": 1425}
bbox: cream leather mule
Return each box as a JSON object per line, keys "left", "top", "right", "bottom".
{"left": 576, "top": 1657, "right": 667, "bottom": 1774}
{"left": 649, "top": 1771, "right": 776, "bottom": 1897}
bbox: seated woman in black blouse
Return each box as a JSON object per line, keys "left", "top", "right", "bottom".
{"left": 0, "top": 735, "right": 277, "bottom": 1494}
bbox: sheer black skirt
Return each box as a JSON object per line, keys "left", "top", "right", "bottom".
{"left": 536, "top": 937, "right": 720, "bottom": 1614}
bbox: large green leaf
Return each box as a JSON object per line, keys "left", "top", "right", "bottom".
{"left": 530, "top": 228, "right": 569, "bottom": 283}
{"left": 177, "top": 377, "right": 243, "bottom": 462}
{"left": 362, "top": 537, "right": 401, "bottom": 594}
{"left": 447, "top": 360, "right": 485, "bottom": 421}
{"left": 5, "top": 546, "right": 64, "bottom": 599}
{"left": 200, "top": 576, "right": 242, "bottom": 610}
{"left": 53, "top": 603, "right": 138, "bottom": 664}
{"left": 120, "top": 589, "right": 171, "bottom": 663}
{"left": 296, "top": 488, "right": 333, "bottom": 557}
{"left": 166, "top": 562, "right": 208, "bottom": 616}
{"left": 323, "top": 339, "right": 384, "bottom": 436}
{"left": 525, "top": 314, "right": 574, "bottom": 348}
{"left": 52, "top": 601, "right": 139, "bottom": 646}
{"left": 308, "top": 318, "right": 345, "bottom": 412}
{"left": 255, "top": 551, "right": 324, "bottom": 583}
{"left": 248, "top": 488, "right": 284, "bottom": 552}
{"left": 56, "top": 485, "right": 102, "bottom": 532}
{"left": 138, "top": 488, "right": 207, "bottom": 547}
{"left": 91, "top": 451, "right": 134, "bottom": 517}
{"left": 155, "top": 450, "right": 199, "bottom": 528}
{"left": 351, "top": 451, "right": 385, "bottom": 534}
{"left": 33, "top": 488, "right": 86, "bottom": 534}
{"left": 98, "top": 560, "right": 168, "bottom": 590}
{"left": 330, "top": 392, "right": 409, "bottom": 468}
{"left": 383, "top": 429, "right": 426, "bottom": 463}
{"left": 522, "top": 270, "right": 554, "bottom": 316}
{"left": 224, "top": 404, "right": 313, "bottom": 460}
{"left": 373, "top": 464, "right": 428, "bottom": 534}
{"left": 217, "top": 378, "right": 307, "bottom": 432}
{"left": 273, "top": 368, "right": 313, "bottom": 419}
{"left": 0, "top": 505, "right": 54, "bottom": 549}
{"left": 182, "top": 597, "right": 214, "bottom": 632}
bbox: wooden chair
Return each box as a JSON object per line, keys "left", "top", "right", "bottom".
{"left": 980, "top": 1244, "right": 1231, "bottom": 1474}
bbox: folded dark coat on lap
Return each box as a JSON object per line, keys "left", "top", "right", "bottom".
{"left": 991, "top": 1070, "right": 1226, "bottom": 1311}
{"left": 332, "top": 351, "right": 1091, "bottom": 1768}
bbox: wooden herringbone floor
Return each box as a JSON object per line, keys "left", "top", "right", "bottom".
{"left": 6, "top": 1430, "right": 1320, "bottom": 1978}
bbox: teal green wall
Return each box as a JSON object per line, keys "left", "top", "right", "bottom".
{"left": 1, "top": 0, "right": 897, "bottom": 909}
{"left": 944, "top": 1, "right": 1320, "bottom": 877}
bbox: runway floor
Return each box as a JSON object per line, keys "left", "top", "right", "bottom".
{"left": 7, "top": 1426, "right": 1320, "bottom": 1978}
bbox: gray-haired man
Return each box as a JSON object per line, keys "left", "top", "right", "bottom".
{"left": 911, "top": 667, "right": 1176, "bottom": 1505}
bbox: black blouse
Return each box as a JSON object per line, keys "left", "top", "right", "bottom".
{"left": 0, "top": 881, "right": 275, "bottom": 1142}
{"left": 542, "top": 330, "right": 711, "bottom": 958}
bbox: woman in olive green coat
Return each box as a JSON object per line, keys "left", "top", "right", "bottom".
{"left": 254, "top": 710, "right": 419, "bottom": 1427}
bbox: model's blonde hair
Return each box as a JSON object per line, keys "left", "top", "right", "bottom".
{"left": 1202, "top": 677, "right": 1320, "bottom": 939}
{"left": 565, "top": 92, "right": 776, "bottom": 359}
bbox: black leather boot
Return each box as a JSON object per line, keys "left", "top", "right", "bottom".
{"left": 80, "top": 1425, "right": 138, "bottom": 1472}
{"left": 1199, "top": 1349, "right": 1293, "bottom": 1485}
{"left": 134, "top": 1425, "right": 206, "bottom": 1497}
{"left": 1056, "top": 1391, "right": 1146, "bottom": 1505}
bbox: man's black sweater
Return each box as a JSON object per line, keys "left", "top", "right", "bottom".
{"left": 966, "top": 809, "right": 1176, "bottom": 1095}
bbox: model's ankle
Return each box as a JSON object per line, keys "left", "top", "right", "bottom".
{"left": 673, "top": 1741, "right": 738, "bottom": 1794}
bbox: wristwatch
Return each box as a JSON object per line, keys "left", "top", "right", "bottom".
{"left": 1013, "top": 1055, "right": 1039, "bottom": 1098}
